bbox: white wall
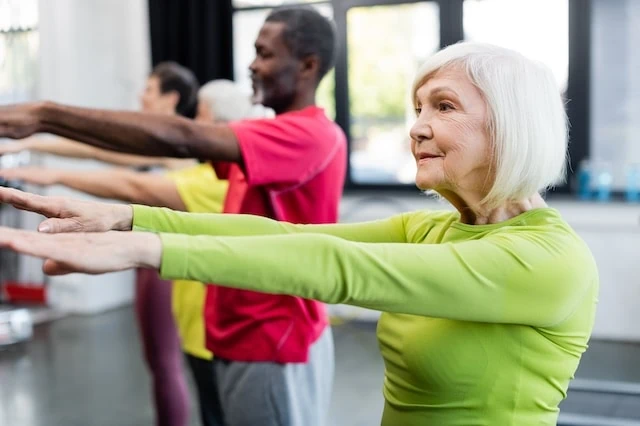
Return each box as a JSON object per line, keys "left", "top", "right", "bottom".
{"left": 37, "top": 0, "right": 150, "bottom": 109}
{"left": 331, "top": 193, "right": 640, "bottom": 342}
{"left": 29, "top": 0, "right": 152, "bottom": 314}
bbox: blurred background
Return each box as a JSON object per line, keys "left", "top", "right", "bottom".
{"left": 1, "top": 1, "right": 640, "bottom": 425}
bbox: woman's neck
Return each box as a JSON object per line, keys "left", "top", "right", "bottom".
{"left": 441, "top": 191, "right": 548, "bottom": 225}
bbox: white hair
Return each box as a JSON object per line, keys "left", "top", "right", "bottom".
{"left": 198, "top": 79, "right": 254, "bottom": 122}
{"left": 412, "top": 42, "right": 568, "bottom": 208}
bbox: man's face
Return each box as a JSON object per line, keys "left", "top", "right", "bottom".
{"left": 249, "top": 22, "right": 300, "bottom": 113}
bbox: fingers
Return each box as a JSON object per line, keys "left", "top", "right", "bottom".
{"left": 0, "top": 227, "right": 78, "bottom": 262}
{"left": 0, "top": 227, "right": 26, "bottom": 246}
{"left": 0, "top": 187, "right": 62, "bottom": 217}
{"left": 43, "top": 259, "right": 78, "bottom": 276}
{"left": 0, "top": 229, "right": 82, "bottom": 275}
{"left": 0, "top": 167, "right": 38, "bottom": 181}
{"left": 0, "top": 226, "right": 146, "bottom": 275}
{"left": 0, "top": 188, "right": 84, "bottom": 233}
{"left": 0, "top": 229, "right": 92, "bottom": 274}
{"left": 0, "top": 172, "right": 40, "bottom": 186}
{"left": 3, "top": 230, "right": 63, "bottom": 261}
{"left": 38, "top": 217, "right": 84, "bottom": 234}
{"left": 0, "top": 169, "right": 22, "bottom": 179}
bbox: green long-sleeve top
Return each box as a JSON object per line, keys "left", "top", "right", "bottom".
{"left": 133, "top": 205, "right": 599, "bottom": 426}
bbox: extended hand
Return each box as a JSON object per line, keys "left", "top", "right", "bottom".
{"left": 0, "top": 187, "right": 133, "bottom": 233}
{"left": 0, "top": 103, "right": 42, "bottom": 140}
{"left": 0, "top": 227, "right": 162, "bottom": 275}
{"left": 0, "top": 141, "right": 29, "bottom": 155}
{"left": 0, "top": 167, "right": 61, "bottom": 186}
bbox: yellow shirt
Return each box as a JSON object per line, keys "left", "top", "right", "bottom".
{"left": 165, "top": 163, "right": 228, "bottom": 359}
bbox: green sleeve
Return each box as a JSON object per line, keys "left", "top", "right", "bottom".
{"left": 132, "top": 204, "right": 408, "bottom": 243}
{"left": 159, "top": 230, "right": 594, "bottom": 327}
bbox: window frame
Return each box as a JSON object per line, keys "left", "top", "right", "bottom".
{"left": 563, "top": 0, "right": 591, "bottom": 196}
{"left": 232, "top": 0, "right": 331, "bottom": 13}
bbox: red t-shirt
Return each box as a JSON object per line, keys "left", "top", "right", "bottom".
{"left": 205, "top": 106, "right": 347, "bottom": 363}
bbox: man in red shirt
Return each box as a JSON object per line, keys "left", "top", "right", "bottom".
{"left": 0, "top": 6, "right": 346, "bottom": 426}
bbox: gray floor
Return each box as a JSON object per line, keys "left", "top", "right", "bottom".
{"left": 1, "top": 307, "right": 639, "bottom": 426}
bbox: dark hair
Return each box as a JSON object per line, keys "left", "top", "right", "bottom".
{"left": 150, "top": 61, "right": 199, "bottom": 118}
{"left": 266, "top": 6, "right": 337, "bottom": 84}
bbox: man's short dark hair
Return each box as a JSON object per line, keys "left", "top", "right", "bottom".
{"left": 150, "top": 61, "right": 199, "bottom": 118}
{"left": 266, "top": 7, "right": 337, "bottom": 84}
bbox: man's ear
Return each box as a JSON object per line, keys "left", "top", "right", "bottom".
{"left": 299, "top": 55, "right": 320, "bottom": 82}
{"left": 165, "top": 90, "right": 180, "bottom": 109}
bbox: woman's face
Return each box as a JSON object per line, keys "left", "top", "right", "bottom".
{"left": 410, "top": 67, "right": 492, "bottom": 197}
{"left": 140, "top": 76, "right": 177, "bottom": 114}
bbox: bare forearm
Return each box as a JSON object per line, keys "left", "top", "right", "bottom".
{"left": 39, "top": 139, "right": 167, "bottom": 167}
{"left": 23, "top": 138, "right": 97, "bottom": 158}
{"left": 54, "top": 170, "right": 139, "bottom": 201}
{"left": 55, "top": 169, "right": 186, "bottom": 210}
{"left": 92, "top": 150, "right": 196, "bottom": 169}
{"left": 24, "top": 137, "right": 196, "bottom": 168}
{"left": 37, "top": 102, "right": 240, "bottom": 162}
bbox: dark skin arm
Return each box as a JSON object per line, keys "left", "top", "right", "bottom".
{"left": 0, "top": 102, "right": 242, "bottom": 163}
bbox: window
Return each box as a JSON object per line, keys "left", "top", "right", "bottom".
{"left": 0, "top": 0, "right": 39, "bottom": 103}
{"left": 588, "top": 0, "right": 640, "bottom": 191}
{"left": 345, "top": 2, "right": 440, "bottom": 184}
{"left": 463, "top": 0, "right": 569, "bottom": 92}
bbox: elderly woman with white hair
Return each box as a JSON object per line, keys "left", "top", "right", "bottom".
{"left": 0, "top": 43, "right": 598, "bottom": 425}
{"left": 0, "top": 79, "right": 258, "bottom": 426}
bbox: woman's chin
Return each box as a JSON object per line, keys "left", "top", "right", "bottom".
{"left": 415, "top": 175, "right": 439, "bottom": 191}
{"left": 415, "top": 182, "right": 431, "bottom": 191}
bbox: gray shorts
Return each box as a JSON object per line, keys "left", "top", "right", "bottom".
{"left": 213, "top": 327, "right": 334, "bottom": 426}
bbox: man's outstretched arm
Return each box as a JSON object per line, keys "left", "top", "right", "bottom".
{"left": 0, "top": 102, "right": 242, "bottom": 163}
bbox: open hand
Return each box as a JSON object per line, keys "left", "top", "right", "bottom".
{"left": 0, "top": 227, "right": 162, "bottom": 275}
{"left": 0, "top": 187, "right": 133, "bottom": 233}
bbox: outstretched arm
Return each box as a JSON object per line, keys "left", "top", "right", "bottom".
{"left": 156, "top": 231, "right": 594, "bottom": 326}
{"left": 0, "top": 225, "right": 595, "bottom": 327}
{"left": 0, "top": 102, "right": 241, "bottom": 162}
{"left": 0, "top": 137, "right": 96, "bottom": 158}
{"left": 0, "top": 137, "right": 197, "bottom": 169}
{"left": 132, "top": 205, "right": 408, "bottom": 243}
{"left": 0, "top": 167, "right": 187, "bottom": 210}
{"left": 0, "top": 187, "right": 406, "bottom": 242}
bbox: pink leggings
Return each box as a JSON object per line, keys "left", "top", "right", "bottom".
{"left": 135, "top": 268, "right": 190, "bottom": 426}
